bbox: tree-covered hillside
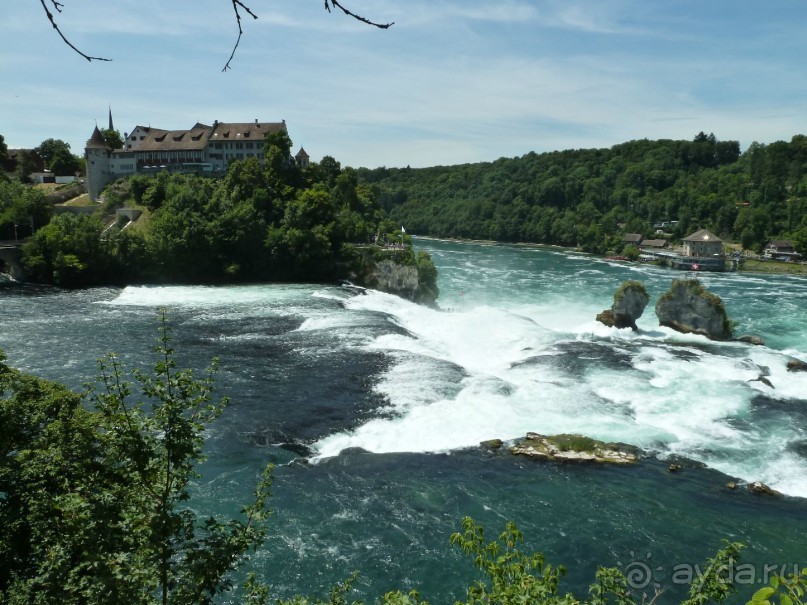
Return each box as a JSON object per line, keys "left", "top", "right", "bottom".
{"left": 17, "top": 131, "right": 437, "bottom": 290}
{"left": 358, "top": 133, "right": 807, "bottom": 255}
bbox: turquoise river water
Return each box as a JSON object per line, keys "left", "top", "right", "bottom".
{"left": 0, "top": 238, "right": 805, "bottom": 603}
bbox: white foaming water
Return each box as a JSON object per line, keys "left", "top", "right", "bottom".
{"left": 313, "top": 281, "right": 807, "bottom": 498}
{"left": 95, "top": 247, "right": 806, "bottom": 498}
{"left": 104, "top": 284, "right": 342, "bottom": 333}
{"left": 318, "top": 292, "right": 640, "bottom": 454}
{"left": 104, "top": 284, "right": 318, "bottom": 308}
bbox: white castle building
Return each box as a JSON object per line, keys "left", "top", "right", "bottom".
{"left": 85, "top": 118, "right": 309, "bottom": 201}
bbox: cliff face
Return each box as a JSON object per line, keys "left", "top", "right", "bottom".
{"left": 362, "top": 259, "right": 420, "bottom": 300}
{"left": 655, "top": 279, "right": 732, "bottom": 340}
{"left": 349, "top": 247, "right": 439, "bottom": 306}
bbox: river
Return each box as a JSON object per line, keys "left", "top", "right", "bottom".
{"left": 1, "top": 238, "right": 805, "bottom": 603}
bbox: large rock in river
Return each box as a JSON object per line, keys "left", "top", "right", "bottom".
{"left": 787, "top": 359, "right": 807, "bottom": 373}
{"left": 596, "top": 280, "right": 649, "bottom": 330}
{"left": 655, "top": 279, "right": 732, "bottom": 340}
{"left": 365, "top": 259, "right": 420, "bottom": 300}
{"left": 510, "top": 433, "right": 638, "bottom": 464}
{"left": 349, "top": 247, "right": 439, "bottom": 306}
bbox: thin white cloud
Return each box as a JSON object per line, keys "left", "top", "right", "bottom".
{"left": 425, "top": 1, "right": 540, "bottom": 24}
{"left": 551, "top": 4, "right": 636, "bottom": 35}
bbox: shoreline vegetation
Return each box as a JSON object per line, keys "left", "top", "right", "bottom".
{"left": 740, "top": 258, "right": 807, "bottom": 275}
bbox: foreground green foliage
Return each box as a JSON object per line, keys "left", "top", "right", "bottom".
{"left": 445, "top": 517, "right": 744, "bottom": 605}
{"left": 0, "top": 312, "right": 272, "bottom": 604}
{"left": 359, "top": 133, "right": 807, "bottom": 255}
{"left": 749, "top": 569, "right": 807, "bottom": 605}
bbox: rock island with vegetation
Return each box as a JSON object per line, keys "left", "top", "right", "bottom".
{"left": 656, "top": 278, "right": 734, "bottom": 340}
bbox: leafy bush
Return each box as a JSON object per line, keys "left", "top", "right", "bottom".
{"left": 0, "top": 313, "right": 272, "bottom": 604}
{"left": 622, "top": 244, "right": 640, "bottom": 261}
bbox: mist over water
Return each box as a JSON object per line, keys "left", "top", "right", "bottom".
{"left": 1, "top": 239, "right": 805, "bottom": 602}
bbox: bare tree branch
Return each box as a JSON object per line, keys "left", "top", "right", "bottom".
{"left": 40, "top": 0, "right": 393, "bottom": 70}
{"left": 38, "top": 0, "right": 111, "bottom": 63}
{"left": 222, "top": 0, "right": 259, "bottom": 72}
{"left": 324, "top": 0, "right": 395, "bottom": 29}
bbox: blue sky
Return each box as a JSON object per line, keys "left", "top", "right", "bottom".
{"left": 2, "top": 1, "right": 807, "bottom": 169}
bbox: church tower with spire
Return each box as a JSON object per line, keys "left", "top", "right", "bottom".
{"left": 108, "top": 106, "right": 114, "bottom": 132}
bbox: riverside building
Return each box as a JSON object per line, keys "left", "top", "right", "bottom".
{"left": 85, "top": 118, "right": 302, "bottom": 201}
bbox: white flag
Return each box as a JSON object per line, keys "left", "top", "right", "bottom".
{"left": 401, "top": 226, "right": 406, "bottom": 233}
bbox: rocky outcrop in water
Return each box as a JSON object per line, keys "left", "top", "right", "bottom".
{"left": 349, "top": 247, "right": 439, "bottom": 306}
{"left": 364, "top": 259, "right": 420, "bottom": 299}
{"left": 786, "top": 359, "right": 807, "bottom": 372}
{"left": 655, "top": 279, "right": 732, "bottom": 340}
{"left": 596, "top": 280, "right": 649, "bottom": 330}
{"left": 736, "top": 334, "right": 765, "bottom": 346}
{"left": 748, "top": 481, "right": 780, "bottom": 496}
{"left": 749, "top": 375, "right": 774, "bottom": 388}
{"left": 509, "top": 433, "right": 638, "bottom": 464}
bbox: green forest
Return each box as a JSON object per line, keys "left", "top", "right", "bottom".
{"left": 5, "top": 131, "right": 807, "bottom": 290}
{"left": 358, "top": 132, "right": 807, "bottom": 255}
